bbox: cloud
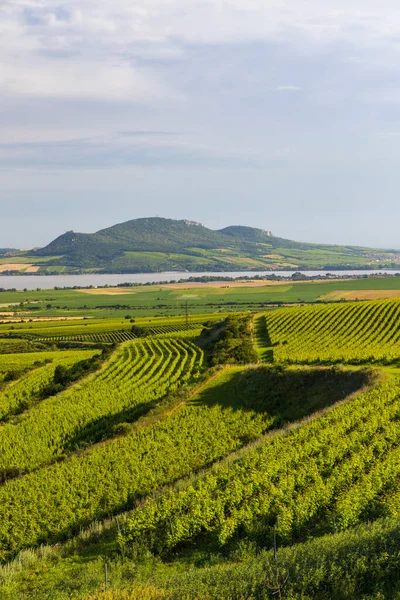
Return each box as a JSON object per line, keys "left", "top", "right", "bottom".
{"left": 0, "top": 133, "right": 270, "bottom": 170}
{"left": 276, "top": 85, "right": 302, "bottom": 92}
{"left": 2, "top": 0, "right": 400, "bottom": 106}
{"left": 7, "top": 0, "right": 400, "bottom": 46}
{"left": 117, "top": 130, "right": 179, "bottom": 137}
{"left": 0, "top": 59, "right": 174, "bottom": 102}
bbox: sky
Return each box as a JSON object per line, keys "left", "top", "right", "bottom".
{"left": 2, "top": 1, "right": 400, "bottom": 249}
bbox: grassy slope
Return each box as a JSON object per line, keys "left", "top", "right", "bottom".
{"left": 5, "top": 512, "right": 400, "bottom": 599}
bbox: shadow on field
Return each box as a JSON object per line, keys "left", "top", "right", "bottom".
{"left": 62, "top": 366, "right": 372, "bottom": 456}
{"left": 62, "top": 399, "right": 158, "bottom": 454}
{"left": 254, "top": 316, "right": 274, "bottom": 363}
{"left": 190, "top": 366, "right": 372, "bottom": 427}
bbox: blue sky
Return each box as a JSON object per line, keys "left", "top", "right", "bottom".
{"left": 1, "top": 0, "right": 400, "bottom": 249}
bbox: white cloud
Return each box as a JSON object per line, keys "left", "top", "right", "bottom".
{"left": 0, "top": 131, "right": 266, "bottom": 170}
{"left": 0, "top": 59, "right": 174, "bottom": 102}
{"left": 2, "top": 0, "right": 400, "bottom": 105}
{"left": 276, "top": 86, "right": 302, "bottom": 92}
{"left": 9, "top": 0, "right": 400, "bottom": 46}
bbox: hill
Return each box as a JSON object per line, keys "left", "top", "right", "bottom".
{"left": 4, "top": 216, "right": 400, "bottom": 273}
{"left": 1, "top": 305, "right": 400, "bottom": 598}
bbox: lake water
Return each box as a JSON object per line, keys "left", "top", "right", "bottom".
{"left": 0, "top": 270, "right": 399, "bottom": 291}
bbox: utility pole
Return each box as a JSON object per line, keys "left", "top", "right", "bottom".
{"left": 185, "top": 300, "right": 189, "bottom": 329}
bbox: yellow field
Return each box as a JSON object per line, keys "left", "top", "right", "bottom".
{"left": 320, "top": 289, "right": 400, "bottom": 301}
{"left": 0, "top": 263, "right": 34, "bottom": 272}
{"left": 77, "top": 288, "right": 136, "bottom": 295}
{"left": 163, "top": 279, "right": 291, "bottom": 289}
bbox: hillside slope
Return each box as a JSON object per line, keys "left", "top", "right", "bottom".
{"left": 2, "top": 306, "right": 400, "bottom": 598}
{"left": 8, "top": 217, "right": 400, "bottom": 273}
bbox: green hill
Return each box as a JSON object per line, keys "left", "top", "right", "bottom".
{"left": 14, "top": 216, "right": 399, "bottom": 273}
{"left": 2, "top": 306, "right": 400, "bottom": 598}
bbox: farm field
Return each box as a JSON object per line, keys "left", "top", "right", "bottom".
{"left": 255, "top": 298, "right": 400, "bottom": 365}
{"left": 0, "top": 298, "right": 400, "bottom": 599}
{"left": 0, "top": 275, "right": 399, "bottom": 320}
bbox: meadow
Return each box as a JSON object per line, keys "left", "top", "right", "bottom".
{"left": 0, "top": 282, "right": 400, "bottom": 598}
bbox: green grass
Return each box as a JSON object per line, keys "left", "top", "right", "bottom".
{"left": 4, "top": 512, "right": 400, "bottom": 599}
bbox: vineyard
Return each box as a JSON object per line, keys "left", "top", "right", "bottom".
{"left": 255, "top": 298, "right": 400, "bottom": 364}
{"left": 0, "top": 338, "right": 204, "bottom": 478}
{"left": 0, "top": 364, "right": 367, "bottom": 562}
{"left": 122, "top": 369, "right": 400, "bottom": 554}
{"left": 1, "top": 298, "right": 400, "bottom": 599}
{"left": 31, "top": 321, "right": 205, "bottom": 344}
{"left": 0, "top": 349, "right": 96, "bottom": 418}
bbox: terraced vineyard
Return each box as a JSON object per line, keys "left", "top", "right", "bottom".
{"left": 255, "top": 298, "right": 400, "bottom": 364}
{"left": 0, "top": 338, "right": 204, "bottom": 478}
{"left": 30, "top": 321, "right": 206, "bottom": 344}
{"left": 0, "top": 364, "right": 365, "bottom": 561}
{"left": 123, "top": 369, "right": 400, "bottom": 554}
{"left": 2, "top": 302, "right": 400, "bottom": 599}
{"left": 34, "top": 329, "right": 137, "bottom": 344}
{"left": 0, "top": 349, "right": 96, "bottom": 419}
{"left": 141, "top": 322, "right": 205, "bottom": 337}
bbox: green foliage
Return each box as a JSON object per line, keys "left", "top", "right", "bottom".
{"left": 38, "top": 350, "right": 111, "bottom": 399}
{"left": 0, "top": 363, "right": 359, "bottom": 562}
{"left": 0, "top": 350, "right": 96, "bottom": 422}
{"left": 0, "top": 338, "right": 47, "bottom": 354}
{"left": 27, "top": 216, "right": 399, "bottom": 272}
{"left": 257, "top": 298, "right": 400, "bottom": 364}
{"left": 122, "top": 370, "right": 400, "bottom": 556}
{"left": 207, "top": 314, "right": 258, "bottom": 365}
{"left": 146, "top": 514, "right": 400, "bottom": 599}
{"left": 0, "top": 338, "right": 204, "bottom": 478}
{"left": 6, "top": 507, "right": 400, "bottom": 598}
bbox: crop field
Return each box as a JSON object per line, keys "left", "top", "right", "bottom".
{"left": 0, "top": 313, "right": 225, "bottom": 338}
{"left": 1, "top": 295, "right": 400, "bottom": 599}
{"left": 255, "top": 298, "right": 400, "bottom": 365}
{"left": 0, "top": 276, "right": 400, "bottom": 319}
{"left": 121, "top": 370, "right": 400, "bottom": 552}
{"left": 32, "top": 321, "right": 208, "bottom": 344}
{"left": 0, "top": 349, "right": 96, "bottom": 411}
{"left": 0, "top": 338, "right": 204, "bottom": 479}
{"left": 0, "top": 363, "right": 368, "bottom": 562}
